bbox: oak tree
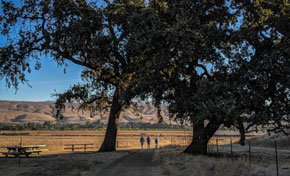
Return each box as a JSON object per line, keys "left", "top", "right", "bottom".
{"left": 133, "top": 0, "right": 290, "bottom": 154}
{"left": 0, "top": 0, "right": 154, "bottom": 152}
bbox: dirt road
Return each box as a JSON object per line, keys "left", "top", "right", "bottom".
{"left": 96, "top": 149, "right": 161, "bottom": 176}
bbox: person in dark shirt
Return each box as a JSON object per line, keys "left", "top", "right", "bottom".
{"left": 155, "top": 136, "right": 159, "bottom": 148}
{"left": 140, "top": 136, "right": 145, "bottom": 149}
{"left": 146, "top": 135, "right": 151, "bottom": 149}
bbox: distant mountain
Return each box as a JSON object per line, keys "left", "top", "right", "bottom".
{"left": 0, "top": 100, "right": 171, "bottom": 124}
{"left": 43, "top": 100, "right": 56, "bottom": 103}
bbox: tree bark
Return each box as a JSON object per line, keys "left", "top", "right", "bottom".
{"left": 237, "top": 118, "right": 246, "bottom": 146}
{"left": 99, "top": 90, "right": 122, "bottom": 152}
{"left": 184, "top": 120, "right": 222, "bottom": 155}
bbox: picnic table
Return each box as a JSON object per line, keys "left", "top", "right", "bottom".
{"left": 1, "top": 145, "right": 48, "bottom": 158}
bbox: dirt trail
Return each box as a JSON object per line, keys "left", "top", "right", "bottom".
{"left": 96, "top": 149, "right": 160, "bottom": 176}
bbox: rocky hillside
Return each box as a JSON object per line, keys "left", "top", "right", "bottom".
{"left": 0, "top": 100, "right": 170, "bottom": 124}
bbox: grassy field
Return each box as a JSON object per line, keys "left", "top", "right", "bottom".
{"left": 0, "top": 130, "right": 243, "bottom": 155}
{"left": 1, "top": 130, "right": 288, "bottom": 176}
{"left": 159, "top": 146, "right": 290, "bottom": 176}
{"left": 1, "top": 145, "right": 289, "bottom": 176}
{"left": 0, "top": 150, "right": 130, "bottom": 176}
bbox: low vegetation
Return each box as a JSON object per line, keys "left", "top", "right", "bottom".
{"left": 159, "top": 146, "right": 290, "bottom": 176}
{"left": 0, "top": 151, "right": 129, "bottom": 176}
{"left": 248, "top": 130, "right": 290, "bottom": 149}
{"left": 0, "top": 122, "right": 190, "bottom": 131}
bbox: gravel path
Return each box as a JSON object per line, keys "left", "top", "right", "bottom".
{"left": 96, "top": 149, "right": 159, "bottom": 176}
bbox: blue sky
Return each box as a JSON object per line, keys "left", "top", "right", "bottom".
{"left": 0, "top": 58, "right": 83, "bottom": 102}
{"left": 0, "top": 0, "right": 113, "bottom": 102}
{"left": 0, "top": 0, "right": 97, "bottom": 102}
{"left": 0, "top": 2, "right": 82, "bottom": 102}
{"left": 0, "top": 1, "right": 83, "bottom": 102}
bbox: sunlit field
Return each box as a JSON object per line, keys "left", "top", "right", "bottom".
{"left": 3, "top": 130, "right": 286, "bottom": 176}
{"left": 0, "top": 130, "right": 245, "bottom": 155}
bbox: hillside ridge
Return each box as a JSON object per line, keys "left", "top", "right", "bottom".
{"left": 0, "top": 100, "right": 170, "bottom": 124}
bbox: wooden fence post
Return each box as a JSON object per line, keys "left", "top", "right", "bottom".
{"left": 230, "top": 137, "right": 233, "bottom": 156}
{"left": 275, "top": 140, "right": 279, "bottom": 176}
{"left": 18, "top": 158, "right": 21, "bottom": 167}
{"left": 248, "top": 141, "right": 251, "bottom": 164}
{"left": 216, "top": 138, "right": 219, "bottom": 154}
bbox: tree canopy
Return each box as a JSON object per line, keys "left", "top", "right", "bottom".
{"left": 1, "top": 0, "right": 289, "bottom": 154}
{"left": 137, "top": 0, "right": 290, "bottom": 154}
{"left": 0, "top": 0, "right": 156, "bottom": 152}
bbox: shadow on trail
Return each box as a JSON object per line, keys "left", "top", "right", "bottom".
{"left": 96, "top": 149, "right": 157, "bottom": 176}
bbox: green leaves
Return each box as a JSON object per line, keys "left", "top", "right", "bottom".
{"left": 0, "top": 0, "right": 289, "bottom": 136}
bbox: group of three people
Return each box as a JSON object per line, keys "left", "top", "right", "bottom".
{"left": 140, "top": 135, "right": 159, "bottom": 149}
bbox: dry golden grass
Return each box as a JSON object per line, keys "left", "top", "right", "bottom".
{"left": 0, "top": 130, "right": 246, "bottom": 155}
{"left": 247, "top": 130, "right": 290, "bottom": 149}
{"left": 1, "top": 130, "right": 287, "bottom": 176}
{"left": 0, "top": 130, "right": 194, "bottom": 154}
{"left": 159, "top": 146, "right": 290, "bottom": 176}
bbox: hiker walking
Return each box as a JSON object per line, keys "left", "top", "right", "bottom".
{"left": 146, "top": 135, "right": 151, "bottom": 149}
{"left": 140, "top": 136, "right": 145, "bottom": 149}
{"left": 155, "top": 136, "right": 159, "bottom": 148}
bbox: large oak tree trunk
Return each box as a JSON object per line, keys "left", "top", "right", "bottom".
{"left": 184, "top": 120, "right": 222, "bottom": 155}
{"left": 99, "top": 90, "right": 122, "bottom": 152}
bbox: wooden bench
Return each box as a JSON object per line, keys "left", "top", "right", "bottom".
{"left": 64, "top": 144, "right": 94, "bottom": 152}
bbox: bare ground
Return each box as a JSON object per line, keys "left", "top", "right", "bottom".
{"left": 95, "top": 149, "right": 162, "bottom": 176}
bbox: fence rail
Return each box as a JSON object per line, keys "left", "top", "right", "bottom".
{"left": 64, "top": 144, "right": 94, "bottom": 152}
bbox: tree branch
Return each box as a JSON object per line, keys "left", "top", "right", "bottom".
{"left": 106, "top": 19, "right": 128, "bottom": 70}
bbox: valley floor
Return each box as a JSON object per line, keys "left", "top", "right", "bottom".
{"left": 1, "top": 146, "right": 290, "bottom": 176}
